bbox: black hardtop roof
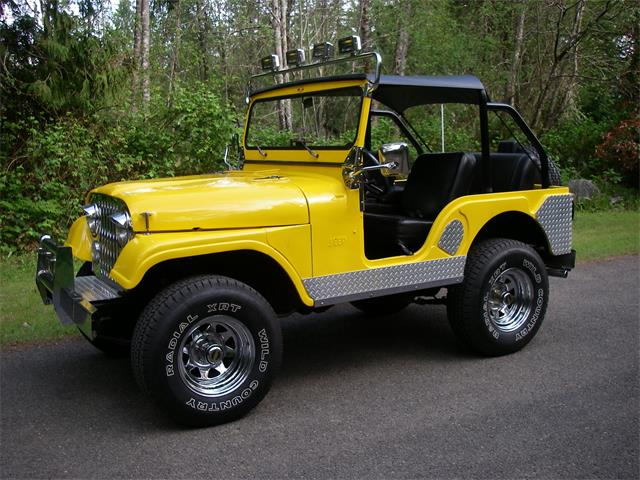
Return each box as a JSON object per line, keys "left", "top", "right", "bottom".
{"left": 249, "top": 73, "right": 487, "bottom": 112}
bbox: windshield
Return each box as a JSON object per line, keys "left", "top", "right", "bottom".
{"left": 246, "top": 87, "right": 362, "bottom": 150}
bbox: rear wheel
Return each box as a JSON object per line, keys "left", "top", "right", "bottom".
{"left": 447, "top": 238, "right": 548, "bottom": 356}
{"left": 131, "top": 275, "right": 282, "bottom": 426}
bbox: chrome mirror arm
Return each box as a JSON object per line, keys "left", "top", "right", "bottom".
{"left": 349, "top": 161, "right": 398, "bottom": 179}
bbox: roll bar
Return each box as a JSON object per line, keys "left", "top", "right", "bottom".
{"left": 487, "top": 102, "right": 550, "bottom": 189}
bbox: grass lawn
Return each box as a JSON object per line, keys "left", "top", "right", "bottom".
{"left": 573, "top": 210, "right": 640, "bottom": 262}
{"left": 0, "top": 255, "right": 77, "bottom": 347}
{"left": 1, "top": 209, "right": 638, "bottom": 347}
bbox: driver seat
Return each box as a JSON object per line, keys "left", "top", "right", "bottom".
{"left": 364, "top": 152, "right": 477, "bottom": 258}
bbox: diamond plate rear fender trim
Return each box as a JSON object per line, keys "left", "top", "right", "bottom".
{"left": 438, "top": 219, "right": 464, "bottom": 256}
{"left": 303, "top": 256, "right": 466, "bottom": 306}
{"left": 536, "top": 194, "right": 573, "bottom": 255}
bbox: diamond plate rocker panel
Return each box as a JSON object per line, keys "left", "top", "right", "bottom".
{"left": 536, "top": 194, "right": 573, "bottom": 255}
{"left": 303, "top": 256, "right": 466, "bottom": 306}
{"left": 438, "top": 219, "right": 464, "bottom": 256}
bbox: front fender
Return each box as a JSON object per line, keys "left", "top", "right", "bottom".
{"left": 108, "top": 226, "right": 313, "bottom": 306}
{"left": 65, "top": 216, "right": 92, "bottom": 262}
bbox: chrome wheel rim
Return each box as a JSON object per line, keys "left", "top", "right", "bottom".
{"left": 486, "top": 267, "right": 533, "bottom": 333}
{"left": 178, "top": 316, "right": 255, "bottom": 397}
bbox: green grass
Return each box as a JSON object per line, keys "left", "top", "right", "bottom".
{"left": 0, "top": 255, "right": 77, "bottom": 347}
{"left": 1, "top": 209, "right": 638, "bottom": 347}
{"left": 573, "top": 210, "right": 640, "bottom": 262}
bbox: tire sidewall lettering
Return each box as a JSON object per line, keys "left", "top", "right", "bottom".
{"left": 515, "top": 287, "right": 544, "bottom": 342}
{"left": 482, "top": 253, "right": 547, "bottom": 344}
{"left": 160, "top": 297, "right": 274, "bottom": 414}
{"left": 184, "top": 380, "right": 260, "bottom": 412}
{"left": 522, "top": 258, "right": 542, "bottom": 284}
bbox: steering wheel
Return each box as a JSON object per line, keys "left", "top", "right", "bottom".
{"left": 361, "top": 148, "right": 393, "bottom": 198}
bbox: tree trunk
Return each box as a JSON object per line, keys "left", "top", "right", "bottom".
{"left": 393, "top": 2, "right": 411, "bottom": 75}
{"left": 168, "top": 0, "right": 182, "bottom": 106}
{"left": 196, "top": 0, "right": 209, "bottom": 81}
{"left": 272, "top": 0, "right": 291, "bottom": 130}
{"left": 359, "top": 0, "right": 371, "bottom": 50}
{"left": 562, "top": 0, "right": 585, "bottom": 116}
{"left": 132, "top": 0, "right": 142, "bottom": 104}
{"left": 505, "top": 3, "right": 526, "bottom": 105}
{"left": 532, "top": 0, "right": 612, "bottom": 130}
{"left": 140, "top": 0, "right": 150, "bottom": 108}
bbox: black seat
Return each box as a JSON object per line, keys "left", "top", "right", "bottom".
{"left": 491, "top": 153, "right": 540, "bottom": 191}
{"left": 470, "top": 152, "right": 541, "bottom": 193}
{"left": 364, "top": 152, "right": 477, "bottom": 258}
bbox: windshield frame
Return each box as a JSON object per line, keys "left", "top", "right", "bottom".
{"left": 243, "top": 80, "right": 369, "bottom": 163}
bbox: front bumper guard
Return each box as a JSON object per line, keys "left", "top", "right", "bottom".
{"left": 36, "top": 236, "right": 120, "bottom": 329}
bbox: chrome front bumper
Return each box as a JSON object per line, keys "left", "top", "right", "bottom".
{"left": 36, "top": 236, "right": 120, "bottom": 333}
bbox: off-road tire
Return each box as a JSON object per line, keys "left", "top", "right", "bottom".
{"left": 447, "top": 238, "right": 548, "bottom": 356}
{"left": 131, "top": 275, "right": 282, "bottom": 427}
{"left": 548, "top": 157, "right": 562, "bottom": 186}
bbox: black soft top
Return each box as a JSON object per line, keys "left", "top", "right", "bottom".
{"left": 372, "top": 74, "right": 487, "bottom": 112}
{"left": 250, "top": 73, "right": 487, "bottom": 111}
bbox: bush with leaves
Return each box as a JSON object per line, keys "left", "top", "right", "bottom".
{"left": 595, "top": 118, "right": 640, "bottom": 189}
{"left": 0, "top": 82, "right": 236, "bottom": 253}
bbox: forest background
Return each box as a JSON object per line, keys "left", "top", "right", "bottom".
{"left": 0, "top": 0, "right": 638, "bottom": 253}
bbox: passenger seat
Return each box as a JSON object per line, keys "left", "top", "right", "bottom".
{"left": 364, "top": 152, "right": 477, "bottom": 258}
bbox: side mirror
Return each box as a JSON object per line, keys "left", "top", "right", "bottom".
{"left": 379, "top": 142, "right": 409, "bottom": 177}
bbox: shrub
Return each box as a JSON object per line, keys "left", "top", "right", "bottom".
{"left": 595, "top": 118, "right": 640, "bottom": 189}
{"left": 541, "top": 116, "right": 613, "bottom": 178}
{"left": 0, "top": 82, "right": 236, "bottom": 253}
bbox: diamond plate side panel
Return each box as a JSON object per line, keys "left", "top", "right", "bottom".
{"left": 536, "top": 194, "right": 573, "bottom": 255}
{"left": 438, "top": 220, "right": 464, "bottom": 256}
{"left": 303, "top": 256, "right": 466, "bottom": 305}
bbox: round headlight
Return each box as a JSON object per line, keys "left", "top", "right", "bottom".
{"left": 91, "top": 241, "right": 101, "bottom": 263}
{"left": 115, "top": 226, "right": 131, "bottom": 247}
{"left": 87, "top": 216, "right": 99, "bottom": 236}
{"left": 111, "top": 212, "right": 134, "bottom": 247}
{"left": 83, "top": 204, "right": 100, "bottom": 236}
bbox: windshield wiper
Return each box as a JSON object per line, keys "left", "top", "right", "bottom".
{"left": 256, "top": 144, "right": 267, "bottom": 157}
{"left": 293, "top": 138, "right": 319, "bottom": 158}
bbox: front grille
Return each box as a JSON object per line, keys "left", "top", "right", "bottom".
{"left": 90, "top": 194, "right": 129, "bottom": 280}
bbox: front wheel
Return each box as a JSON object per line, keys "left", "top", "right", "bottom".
{"left": 131, "top": 275, "right": 282, "bottom": 426}
{"left": 447, "top": 239, "right": 549, "bottom": 356}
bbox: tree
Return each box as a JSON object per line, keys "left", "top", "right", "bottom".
{"left": 393, "top": 1, "right": 411, "bottom": 75}
{"left": 132, "top": 0, "right": 150, "bottom": 107}
{"left": 271, "top": 0, "right": 291, "bottom": 129}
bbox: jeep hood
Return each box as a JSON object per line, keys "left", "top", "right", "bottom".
{"left": 90, "top": 172, "right": 309, "bottom": 232}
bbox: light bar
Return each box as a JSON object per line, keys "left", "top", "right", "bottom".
{"left": 312, "top": 42, "right": 334, "bottom": 61}
{"left": 260, "top": 54, "right": 280, "bottom": 72}
{"left": 286, "top": 48, "right": 306, "bottom": 67}
{"left": 338, "top": 35, "right": 361, "bottom": 55}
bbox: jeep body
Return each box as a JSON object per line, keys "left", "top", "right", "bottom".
{"left": 36, "top": 43, "right": 575, "bottom": 426}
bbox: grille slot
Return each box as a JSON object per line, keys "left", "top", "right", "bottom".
{"left": 90, "top": 194, "right": 128, "bottom": 280}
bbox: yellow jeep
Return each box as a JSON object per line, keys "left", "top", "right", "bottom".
{"left": 36, "top": 39, "right": 575, "bottom": 426}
